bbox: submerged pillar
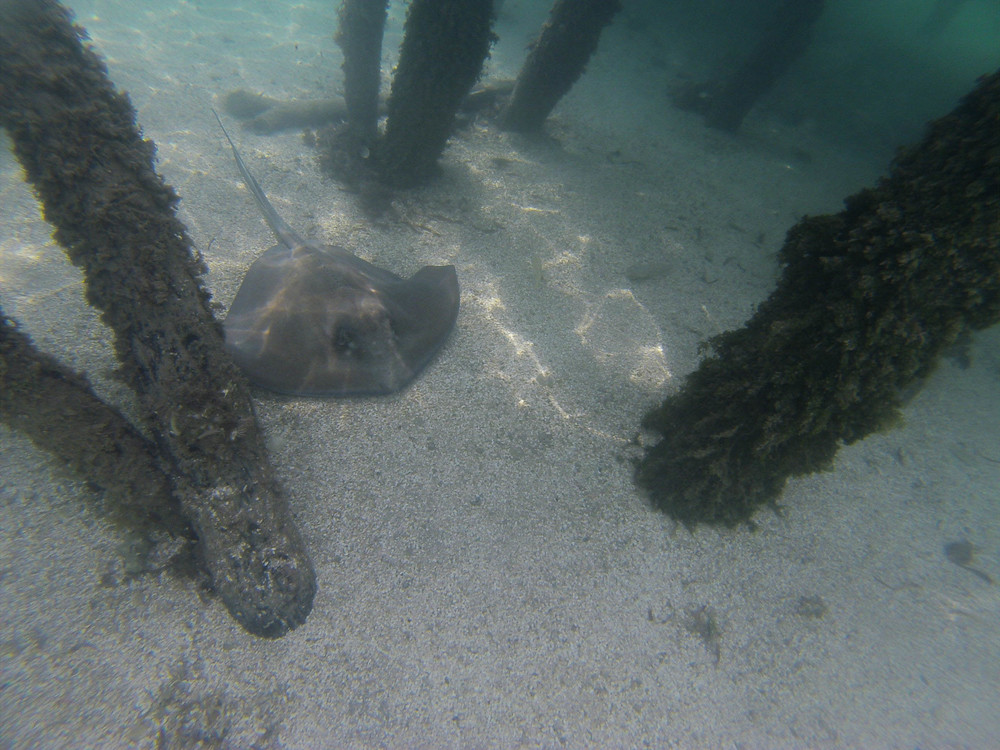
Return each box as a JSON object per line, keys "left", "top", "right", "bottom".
{"left": 672, "top": 0, "right": 824, "bottom": 133}
{"left": 337, "top": 0, "right": 388, "bottom": 143}
{"left": 0, "top": 0, "right": 315, "bottom": 637}
{"left": 0, "top": 308, "right": 193, "bottom": 547}
{"left": 324, "top": 0, "right": 388, "bottom": 184}
{"left": 328, "top": 0, "right": 386, "bottom": 185}
{"left": 373, "top": 0, "right": 494, "bottom": 187}
{"left": 637, "top": 68, "right": 1000, "bottom": 526}
{"left": 500, "top": 0, "right": 622, "bottom": 133}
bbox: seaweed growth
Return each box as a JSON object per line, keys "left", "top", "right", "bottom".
{"left": 0, "top": 310, "right": 191, "bottom": 545}
{"left": 637, "top": 69, "right": 1000, "bottom": 526}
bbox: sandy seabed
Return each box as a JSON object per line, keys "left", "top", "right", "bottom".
{"left": 2, "top": 1, "right": 998, "bottom": 747}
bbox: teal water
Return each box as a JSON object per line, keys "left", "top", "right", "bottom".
{"left": 1, "top": 1, "right": 998, "bottom": 747}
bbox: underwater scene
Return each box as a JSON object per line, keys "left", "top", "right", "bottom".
{"left": 1, "top": 0, "right": 998, "bottom": 745}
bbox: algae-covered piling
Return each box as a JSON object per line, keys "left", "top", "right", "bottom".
{"left": 671, "top": 0, "right": 824, "bottom": 133}
{"left": 337, "top": 0, "right": 388, "bottom": 143}
{"left": 0, "top": 308, "right": 194, "bottom": 547}
{"left": 501, "top": 0, "right": 622, "bottom": 133}
{"left": 638, "top": 68, "right": 1000, "bottom": 526}
{"left": 373, "top": 0, "right": 494, "bottom": 187}
{"left": 0, "top": 0, "right": 315, "bottom": 637}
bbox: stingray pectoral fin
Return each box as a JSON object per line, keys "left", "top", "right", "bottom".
{"left": 222, "top": 245, "right": 294, "bottom": 356}
{"left": 328, "top": 246, "right": 406, "bottom": 287}
{"left": 384, "top": 264, "right": 461, "bottom": 369}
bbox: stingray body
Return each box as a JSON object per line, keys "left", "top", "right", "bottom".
{"left": 214, "top": 112, "right": 459, "bottom": 396}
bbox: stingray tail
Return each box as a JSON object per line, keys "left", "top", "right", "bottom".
{"left": 212, "top": 109, "right": 306, "bottom": 249}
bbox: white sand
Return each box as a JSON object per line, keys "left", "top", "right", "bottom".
{"left": 2, "top": 1, "right": 998, "bottom": 747}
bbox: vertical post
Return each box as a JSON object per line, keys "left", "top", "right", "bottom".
{"left": 500, "top": 0, "right": 622, "bottom": 133}
{"left": 337, "top": 0, "right": 387, "bottom": 143}
{"left": 672, "top": 0, "right": 825, "bottom": 133}
{"left": 374, "top": 0, "right": 495, "bottom": 187}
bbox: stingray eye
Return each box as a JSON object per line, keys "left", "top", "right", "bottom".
{"left": 332, "top": 324, "right": 362, "bottom": 355}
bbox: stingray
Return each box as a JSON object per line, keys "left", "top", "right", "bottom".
{"left": 213, "top": 111, "right": 459, "bottom": 396}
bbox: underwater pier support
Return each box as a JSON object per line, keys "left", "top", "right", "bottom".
{"left": 0, "top": 0, "right": 315, "bottom": 637}
{"left": 500, "top": 0, "right": 622, "bottom": 133}
{"left": 373, "top": 0, "right": 494, "bottom": 187}
{"left": 322, "top": 0, "right": 388, "bottom": 185}
{"left": 672, "top": 0, "right": 824, "bottom": 133}
{"left": 0, "top": 308, "right": 194, "bottom": 547}
{"left": 637, "top": 68, "right": 1000, "bottom": 526}
{"left": 337, "top": 0, "right": 388, "bottom": 143}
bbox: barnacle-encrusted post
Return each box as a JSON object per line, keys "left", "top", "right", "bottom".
{"left": 637, "top": 68, "right": 1000, "bottom": 526}
{"left": 0, "top": 0, "right": 315, "bottom": 637}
